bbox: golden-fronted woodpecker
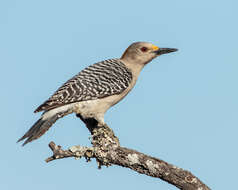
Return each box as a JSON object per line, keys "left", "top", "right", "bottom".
{"left": 18, "top": 42, "right": 177, "bottom": 146}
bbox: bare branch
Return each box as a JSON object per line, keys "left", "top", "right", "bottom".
{"left": 45, "top": 117, "right": 211, "bottom": 190}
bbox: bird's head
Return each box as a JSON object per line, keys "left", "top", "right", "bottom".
{"left": 121, "top": 42, "right": 178, "bottom": 65}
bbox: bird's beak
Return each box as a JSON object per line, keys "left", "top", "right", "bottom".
{"left": 154, "top": 48, "right": 178, "bottom": 55}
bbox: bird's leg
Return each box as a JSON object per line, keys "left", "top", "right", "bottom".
{"left": 75, "top": 113, "right": 86, "bottom": 122}
{"left": 76, "top": 113, "right": 99, "bottom": 133}
{"left": 75, "top": 113, "right": 120, "bottom": 147}
{"left": 76, "top": 112, "right": 105, "bottom": 125}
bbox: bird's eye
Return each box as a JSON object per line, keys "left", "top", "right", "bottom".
{"left": 140, "top": 47, "right": 148, "bottom": 52}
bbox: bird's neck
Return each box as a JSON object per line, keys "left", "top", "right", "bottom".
{"left": 120, "top": 58, "right": 145, "bottom": 79}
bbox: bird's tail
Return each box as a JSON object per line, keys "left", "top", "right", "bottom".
{"left": 18, "top": 108, "right": 70, "bottom": 146}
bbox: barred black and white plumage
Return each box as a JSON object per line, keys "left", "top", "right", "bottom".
{"left": 18, "top": 42, "right": 177, "bottom": 146}
{"left": 35, "top": 59, "right": 133, "bottom": 112}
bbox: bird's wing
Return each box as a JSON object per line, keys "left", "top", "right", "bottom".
{"left": 34, "top": 59, "right": 133, "bottom": 112}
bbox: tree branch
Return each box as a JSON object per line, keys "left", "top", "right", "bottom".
{"left": 45, "top": 117, "right": 210, "bottom": 190}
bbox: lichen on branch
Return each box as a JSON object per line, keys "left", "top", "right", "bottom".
{"left": 45, "top": 117, "right": 210, "bottom": 190}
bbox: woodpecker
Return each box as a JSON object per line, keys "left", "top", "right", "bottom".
{"left": 18, "top": 42, "right": 177, "bottom": 146}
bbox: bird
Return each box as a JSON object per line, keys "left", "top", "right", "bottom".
{"left": 18, "top": 42, "right": 178, "bottom": 146}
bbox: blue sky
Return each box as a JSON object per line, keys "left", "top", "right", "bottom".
{"left": 1, "top": 0, "right": 237, "bottom": 189}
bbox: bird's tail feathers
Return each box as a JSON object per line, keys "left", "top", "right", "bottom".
{"left": 18, "top": 108, "right": 71, "bottom": 146}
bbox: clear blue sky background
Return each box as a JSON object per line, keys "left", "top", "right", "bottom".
{"left": 1, "top": 0, "right": 237, "bottom": 189}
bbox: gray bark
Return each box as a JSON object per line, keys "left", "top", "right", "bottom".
{"left": 46, "top": 117, "right": 210, "bottom": 190}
